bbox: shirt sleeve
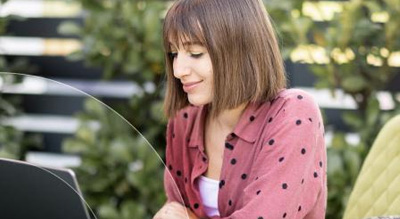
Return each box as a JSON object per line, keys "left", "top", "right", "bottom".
{"left": 212, "top": 93, "right": 326, "bottom": 219}
{"left": 163, "top": 119, "right": 186, "bottom": 205}
{"left": 164, "top": 166, "right": 183, "bottom": 203}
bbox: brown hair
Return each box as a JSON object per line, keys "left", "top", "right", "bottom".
{"left": 163, "top": 0, "right": 286, "bottom": 119}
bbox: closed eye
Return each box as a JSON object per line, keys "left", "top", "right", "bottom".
{"left": 190, "top": 53, "right": 203, "bottom": 58}
{"left": 168, "top": 52, "right": 177, "bottom": 59}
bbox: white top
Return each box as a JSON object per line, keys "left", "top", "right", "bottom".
{"left": 198, "top": 175, "right": 220, "bottom": 217}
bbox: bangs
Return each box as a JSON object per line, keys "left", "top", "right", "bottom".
{"left": 163, "top": 1, "right": 206, "bottom": 51}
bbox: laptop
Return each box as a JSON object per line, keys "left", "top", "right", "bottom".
{"left": 0, "top": 158, "right": 93, "bottom": 219}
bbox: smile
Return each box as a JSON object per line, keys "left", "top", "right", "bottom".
{"left": 182, "top": 81, "right": 202, "bottom": 92}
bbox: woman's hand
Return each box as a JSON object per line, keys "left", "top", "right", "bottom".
{"left": 153, "top": 201, "right": 199, "bottom": 219}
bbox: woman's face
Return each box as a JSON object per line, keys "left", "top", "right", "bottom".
{"left": 169, "top": 41, "right": 213, "bottom": 106}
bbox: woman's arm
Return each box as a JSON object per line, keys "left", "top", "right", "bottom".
{"left": 156, "top": 118, "right": 200, "bottom": 219}
{"left": 153, "top": 202, "right": 199, "bottom": 219}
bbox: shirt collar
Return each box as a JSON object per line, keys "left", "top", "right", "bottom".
{"left": 235, "top": 89, "right": 284, "bottom": 142}
{"left": 188, "top": 105, "right": 207, "bottom": 149}
{"left": 232, "top": 101, "right": 267, "bottom": 143}
{"left": 188, "top": 101, "right": 268, "bottom": 148}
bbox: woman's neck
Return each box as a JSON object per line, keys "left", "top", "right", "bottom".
{"left": 208, "top": 103, "right": 248, "bottom": 133}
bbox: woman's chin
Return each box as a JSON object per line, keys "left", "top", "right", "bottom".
{"left": 187, "top": 97, "right": 211, "bottom": 106}
{"left": 188, "top": 101, "right": 205, "bottom": 107}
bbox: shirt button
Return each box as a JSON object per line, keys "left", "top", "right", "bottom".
{"left": 219, "top": 180, "right": 225, "bottom": 189}
{"left": 225, "top": 142, "right": 234, "bottom": 150}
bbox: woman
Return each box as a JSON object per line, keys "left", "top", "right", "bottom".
{"left": 154, "top": 0, "right": 327, "bottom": 218}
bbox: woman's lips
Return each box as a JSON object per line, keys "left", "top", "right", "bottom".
{"left": 182, "top": 81, "right": 202, "bottom": 92}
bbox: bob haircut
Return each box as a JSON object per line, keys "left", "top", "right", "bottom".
{"left": 163, "top": 0, "right": 287, "bottom": 119}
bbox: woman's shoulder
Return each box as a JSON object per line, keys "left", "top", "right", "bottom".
{"left": 276, "top": 88, "right": 315, "bottom": 100}
{"left": 264, "top": 88, "right": 321, "bottom": 118}
{"left": 273, "top": 88, "right": 319, "bottom": 108}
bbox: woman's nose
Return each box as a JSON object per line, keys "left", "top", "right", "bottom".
{"left": 173, "top": 54, "right": 190, "bottom": 79}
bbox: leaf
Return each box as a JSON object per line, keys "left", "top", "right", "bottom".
{"left": 98, "top": 203, "right": 120, "bottom": 219}
{"left": 109, "top": 138, "right": 133, "bottom": 162}
{"left": 66, "top": 50, "right": 84, "bottom": 61}
{"left": 327, "top": 148, "right": 344, "bottom": 179}
{"left": 366, "top": 96, "right": 380, "bottom": 127}
{"left": 343, "top": 149, "right": 361, "bottom": 183}
{"left": 76, "top": 125, "right": 96, "bottom": 144}
{"left": 120, "top": 201, "right": 146, "bottom": 219}
{"left": 62, "top": 139, "right": 89, "bottom": 154}
{"left": 342, "top": 112, "right": 363, "bottom": 130}
{"left": 331, "top": 132, "right": 347, "bottom": 150}
{"left": 58, "top": 21, "right": 81, "bottom": 36}
{"left": 342, "top": 76, "right": 367, "bottom": 93}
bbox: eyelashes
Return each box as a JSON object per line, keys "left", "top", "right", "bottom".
{"left": 167, "top": 52, "right": 204, "bottom": 59}
{"left": 168, "top": 52, "right": 177, "bottom": 59}
{"left": 190, "top": 53, "right": 203, "bottom": 58}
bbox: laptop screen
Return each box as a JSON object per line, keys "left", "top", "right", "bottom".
{"left": 0, "top": 158, "right": 92, "bottom": 219}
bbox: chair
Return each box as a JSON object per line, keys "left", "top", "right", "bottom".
{"left": 343, "top": 115, "right": 400, "bottom": 219}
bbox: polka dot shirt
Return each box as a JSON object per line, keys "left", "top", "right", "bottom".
{"left": 164, "top": 89, "right": 327, "bottom": 219}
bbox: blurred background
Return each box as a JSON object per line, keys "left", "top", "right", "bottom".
{"left": 0, "top": 0, "right": 399, "bottom": 218}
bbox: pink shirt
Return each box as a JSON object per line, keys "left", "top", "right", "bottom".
{"left": 164, "top": 89, "right": 327, "bottom": 219}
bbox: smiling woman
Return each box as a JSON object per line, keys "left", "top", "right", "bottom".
{"left": 168, "top": 42, "right": 213, "bottom": 106}
{"left": 155, "top": 0, "right": 327, "bottom": 219}
{"left": 162, "top": 0, "right": 287, "bottom": 119}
